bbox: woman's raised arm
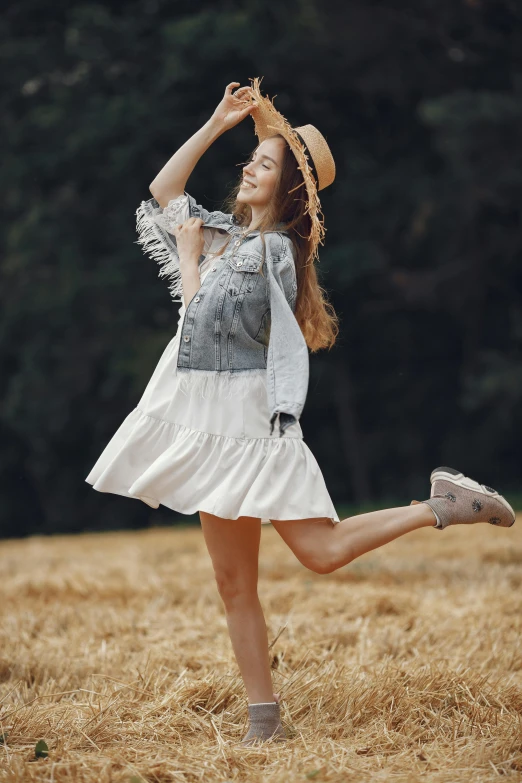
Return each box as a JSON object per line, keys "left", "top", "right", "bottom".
{"left": 149, "top": 82, "right": 255, "bottom": 208}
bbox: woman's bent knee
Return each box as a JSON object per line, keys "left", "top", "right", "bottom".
{"left": 302, "top": 556, "right": 338, "bottom": 575}
{"left": 271, "top": 518, "right": 346, "bottom": 575}
{"left": 295, "top": 547, "right": 340, "bottom": 575}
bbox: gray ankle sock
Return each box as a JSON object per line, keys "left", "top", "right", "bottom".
{"left": 240, "top": 702, "right": 286, "bottom": 745}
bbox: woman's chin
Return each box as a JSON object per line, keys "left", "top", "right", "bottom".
{"left": 236, "top": 192, "right": 266, "bottom": 208}
{"left": 236, "top": 191, "right": 252, "bottom": 205}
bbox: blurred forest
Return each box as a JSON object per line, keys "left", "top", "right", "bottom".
{"left": 1, "top": 0, "right": 521, "bottom": 538}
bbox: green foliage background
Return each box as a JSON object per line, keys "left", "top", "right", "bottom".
{"left": 2, "top": 0, "right": 521, "bottom": 537}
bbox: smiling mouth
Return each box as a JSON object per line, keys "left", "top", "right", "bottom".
{"left": 241, "top": 181, "right": 256, "bottom": 189}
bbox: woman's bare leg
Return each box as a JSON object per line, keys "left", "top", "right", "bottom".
{"left": 270, "top": 502, "right": 436, "bottom": 574}
{"left": 199, "top": 511, "right": 275, "bottom": 704}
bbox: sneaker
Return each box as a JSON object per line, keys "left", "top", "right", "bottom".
{"left": 422, "top": 466, "right": 516, "bottom": 530}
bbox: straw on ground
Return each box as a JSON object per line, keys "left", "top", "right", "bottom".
{"left": 0, "top": 518, "right": 521, "bottom": 782}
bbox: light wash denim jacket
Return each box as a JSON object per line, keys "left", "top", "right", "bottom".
{"left": 135, "top": 192, "right": 309, "bottom": 437}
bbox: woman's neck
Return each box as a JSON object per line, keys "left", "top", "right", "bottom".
{"left": 248, "top": 205, "right": 267, "bottom": 230}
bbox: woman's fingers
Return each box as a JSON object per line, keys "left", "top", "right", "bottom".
{"left": 174, "top": 216, "right": 205, "bottom": 261}
{"left": 226, "top": 83, "right": 253, "bottom": 105}
{"left": 176, "top": 217, "right": 204, "bottom": 230}
{"left": 234, "top": 86, "right": 252, "bottom": 101}
{"left": 225, "top": 81, "right": 240, "bottom": 96}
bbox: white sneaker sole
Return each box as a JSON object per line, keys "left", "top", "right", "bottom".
{"left": 430, "top": 466, "right": 516, "bottom": 525}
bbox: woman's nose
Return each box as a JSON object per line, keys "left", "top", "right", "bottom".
{"left": 243, "top": 162, "right": 255, "bottom": 177}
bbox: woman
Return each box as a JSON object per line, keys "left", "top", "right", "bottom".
{"left": 86, "top": 80, "right": 515, "bottom": 746}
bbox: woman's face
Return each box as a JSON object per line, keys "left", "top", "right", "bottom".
{"left": 237, "top": 136, "right": 287, "bottom": 209}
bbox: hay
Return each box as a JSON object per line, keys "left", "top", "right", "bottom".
{"left": 0, "top": 519, "right": 521, "bottom": 782}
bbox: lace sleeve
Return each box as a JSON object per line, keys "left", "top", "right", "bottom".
{"left": 152, "top": 194, "right": 191, "bottom": 235}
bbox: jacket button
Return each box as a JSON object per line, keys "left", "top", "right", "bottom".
{"left": 237, "top": 260, "right": 243, "bottom": 267}
{"left": 183, "top": 335, "right": 190, "bottom": 342}
{"left": 211, "top": 266, "right": 216, "bottom": 272}
{"left": 194, "top": 296, "right": 200, "bottom": 302}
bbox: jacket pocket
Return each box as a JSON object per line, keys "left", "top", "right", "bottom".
{"left": 220, "top": 255, "right": 261, "bottom": 298}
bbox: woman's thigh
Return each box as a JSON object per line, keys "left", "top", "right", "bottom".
{"left": 199, "top": 512, "right": 262, "bottom": 596}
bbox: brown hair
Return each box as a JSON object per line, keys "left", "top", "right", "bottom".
{"left": 221, "top": 135, "right": 339, "bottom": 352}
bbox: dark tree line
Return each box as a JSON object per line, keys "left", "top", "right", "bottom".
{"left": 1, "top": 0, "right": 521, "bottom": 537}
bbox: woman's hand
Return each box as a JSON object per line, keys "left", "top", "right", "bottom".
{"left": 173, "top": 217, "right": 205, "bottom": 266}
{"left": 211, "top": 82, "right": 256, "bottom": 132}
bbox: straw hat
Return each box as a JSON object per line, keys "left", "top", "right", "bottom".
{"left": 247, "top": 77, "right": 336, "bottom": 261}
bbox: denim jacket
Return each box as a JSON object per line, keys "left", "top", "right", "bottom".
{"left": 135, "top": 192, "right": 309, "bottom": 437}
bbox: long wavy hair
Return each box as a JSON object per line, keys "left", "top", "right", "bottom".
{"left": 220, "top": 135, "right": 339, "bottom": 352}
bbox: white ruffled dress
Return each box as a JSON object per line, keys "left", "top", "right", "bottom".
{"left": 85, "top": 195, "right": 339, "bottom": 525}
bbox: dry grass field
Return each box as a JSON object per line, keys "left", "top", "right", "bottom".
{"left": 0, "top": 516, "right": 521, "bottom": 782}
